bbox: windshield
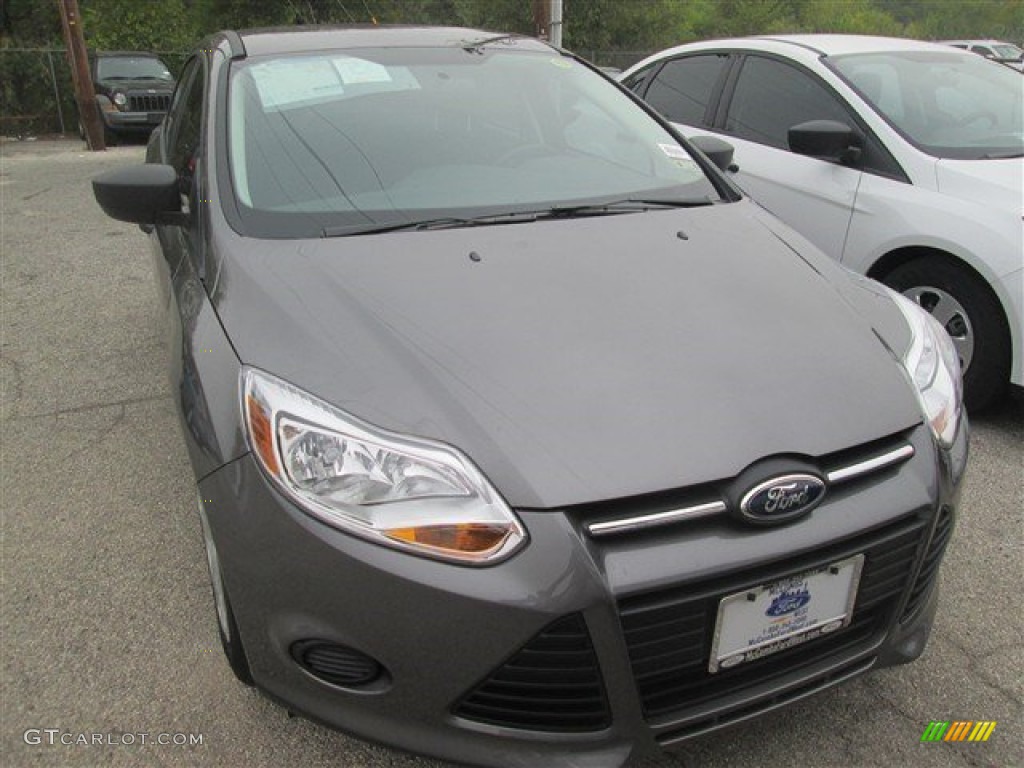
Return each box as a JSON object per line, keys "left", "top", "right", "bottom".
{"left": 97, "top": 56, "right": 173, "bottom": 81}
{"left": 831, "top": 50, "right": 1024, "bottom": 160}
{"left": 226, "top": 46, "right": 723, "bottom": 238}
{"left": 991, "top": 44, "right": 1023, "bottom": 60}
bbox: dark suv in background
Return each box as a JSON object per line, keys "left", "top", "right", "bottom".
{"left": 83, "top": 52, "right": 175, "bottom": 144}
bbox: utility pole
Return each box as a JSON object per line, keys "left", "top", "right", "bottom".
{"left": 533, "top": 0, "right": 550, "bottom": 41}
{"left": 550, "top": 0, "right": 563, "bottom": 48}
{"left": 57, "top": 0, "right": 105, "bottom": 150}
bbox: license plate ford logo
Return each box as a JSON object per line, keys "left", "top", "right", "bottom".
{"left": 709, "top": 555, "right": 864, "bottom": 673}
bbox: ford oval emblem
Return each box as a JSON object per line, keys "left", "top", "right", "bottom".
{"left": 740, "top": 474, "right": 826, "bottom": 524}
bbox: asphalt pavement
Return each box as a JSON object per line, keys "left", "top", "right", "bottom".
{"left": 1, "top": 138, "right": 1021, "bottom": 768}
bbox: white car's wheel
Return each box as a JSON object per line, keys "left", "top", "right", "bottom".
{"left": 884, "top": 257, "right": 1010, "bottom": 412}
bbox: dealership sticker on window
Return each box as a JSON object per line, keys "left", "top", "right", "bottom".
{"left": 658, "top": 143, "right": 698, "bottom": 170}
{"left": 332, "top": 57, "right": 392, "bottom": 84}
{"left": 250, "top": 58, "right": 346, "bottom": 108}
{"left": 659, "top": 143, "right": 690, "bottom": 159}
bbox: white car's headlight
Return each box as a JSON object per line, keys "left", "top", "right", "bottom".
{"left": 242, "top": 368, "right": 526, "bottom": 565}
{"left": 890, "top": 290, "right": 964, "bottom": 447}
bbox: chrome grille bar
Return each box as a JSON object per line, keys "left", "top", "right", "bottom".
{"left": 586, "top": 501, "right": 727, "bottom": 537}
{"left": 826, "top": 444, "right": 915, "bottom": 485}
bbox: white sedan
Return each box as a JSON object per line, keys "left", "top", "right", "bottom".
{"left": 622, "top": 35, "right": 1023, "bottom": 411}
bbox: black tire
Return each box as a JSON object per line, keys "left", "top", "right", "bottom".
{"left": 199, "top": 509, "right": 254, "bottom": 686}
{"left": 215, "top": 578, "right": 254, "bottom": 686}
{"left": 882, "top": 256, "right": 1010, "bottom": 413}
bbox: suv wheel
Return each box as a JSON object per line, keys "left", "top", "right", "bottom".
{"left": 883, "top": 257, "right": 1009, "bottom": 412}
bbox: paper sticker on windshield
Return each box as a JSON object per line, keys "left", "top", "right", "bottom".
{"left": 250, "top": 58, "right": 345, "bottom": 108}
{"left": 332, "top": 57, "right": 392, "bottom": 84}
{"left": 659, "top": 143, "right": 689, "bottom": 160}
{"left": 550, "top": 58, "right": 573, "bottom": 69}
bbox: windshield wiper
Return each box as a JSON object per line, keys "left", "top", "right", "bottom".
{"left": 982, "top": 150, "right": 1024, "bottom": 159}
{"left": 462, "top": 34, "right": 524, "bottom": 53}
{"left": 546, "top": 197, "right": 714, "bottom": 216}
{"left": 323, "top": 217, "right": 477, "bottom": 237}
{"left": 322, "top": 198, "right": 713, "bottom": 237}
{"left": 322, "top": 211, "right": 552, "bottom": 237}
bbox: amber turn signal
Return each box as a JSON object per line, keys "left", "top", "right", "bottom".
{"left": 246, "top": 393, "right": 280, "bottom": 476}
{"left": 385, "top": 524, "right": 511, "bottom": 557}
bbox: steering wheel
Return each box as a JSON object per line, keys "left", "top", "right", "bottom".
{"left": 958, "top": 110, "right": 997, "bottom": 128}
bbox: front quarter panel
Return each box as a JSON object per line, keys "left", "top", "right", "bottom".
{"left": 166, "top": 230, "right": 246, "bottom": 480}
{"left": 844, "top": 172, "right": 1024, "bottom": 386}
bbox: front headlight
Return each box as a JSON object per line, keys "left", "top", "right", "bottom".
{"left": 890, "top": 290, "right": 963, "bottom": 447}
{"left": 112, "top": 92, "right": 127, "bottom": 109}
{"left": 242, "top": 368, "right": 526, "bottom": 565}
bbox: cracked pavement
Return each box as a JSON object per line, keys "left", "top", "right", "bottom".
{"left": 1, "top": 138, "right": 1021, "bottom": 767}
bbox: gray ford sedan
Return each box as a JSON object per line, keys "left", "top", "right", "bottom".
{"left": 92, "top": 26, "right": 967, "bottom": 768}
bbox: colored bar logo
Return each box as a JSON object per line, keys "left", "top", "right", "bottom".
{"left": 921, "top": 721, "right": 996, "bottom": 742}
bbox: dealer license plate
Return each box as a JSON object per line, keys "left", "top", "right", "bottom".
{"left": 709, "top": 554, "right": 864, "bottom": 673}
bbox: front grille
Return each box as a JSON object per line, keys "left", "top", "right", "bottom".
{"left": 901, "top": 506, "right": 954, "bottom": 621}
{"left": 453, "top": 614, "right": 611, "bottom": 732}
{"left": 127, "top": 93, "right": 170, "bottom": 113}
{"left": 572, "top": 431, "right": 914, "bottom": 539}
{"left": 619, "top": 515, "right": 927, "bottom": 720}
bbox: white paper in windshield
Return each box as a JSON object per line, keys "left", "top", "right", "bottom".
{"left": 332, "top": 57, "right": 392, "bottom": 84}
{"left": 250, "top": 58, "right": 345, "bottom": 108}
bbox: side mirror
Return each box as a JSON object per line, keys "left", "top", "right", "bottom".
{"left": 689, "top": 135, "right": 738, "bottom": 173}
{"left": 92, "top": 164, "right": 180, "bottom": 224}
{"left": 788, "top": 120, "right": 863, "bottom": 165}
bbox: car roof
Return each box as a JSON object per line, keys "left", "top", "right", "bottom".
{"left": 231, "top": 25, "right": 554, "bottom": 57}
{"left": 754, "top": 34, "right": 962, "bottom": 56}
{"left": 940, "top": 39, "right": 1015, "bottom": 46}
{"left": 636, "top": 33, "right": 971, "bottom": 66}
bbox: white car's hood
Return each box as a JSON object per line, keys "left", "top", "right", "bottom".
{"left": 935, "top": 156, "right": 1024, "bottom": 214}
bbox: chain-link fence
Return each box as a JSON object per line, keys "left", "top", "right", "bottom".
{"left": 0, "top": 48, "right": 189, "bottom": 137}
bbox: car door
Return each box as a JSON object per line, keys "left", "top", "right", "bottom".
{"left": 638, "top": 52, "right": 863, "bottom": 261}
{"left": 154, "top": 52, "right": 227, "bottom": 467}
{"left": 711, "top": 55, "right": 864, "bottom": 261}
{"left": 150, "top": 55, "right": 205, "bottom": 318}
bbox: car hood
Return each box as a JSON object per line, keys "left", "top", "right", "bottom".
{"left": 213, "top": 201, "right": 921, "bottom": 509}
{"left": 935, "top": 156, "right": 1024, "bottom": 213}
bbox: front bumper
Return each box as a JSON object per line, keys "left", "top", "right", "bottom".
{"left": 196, "top": 418, "right": 966, "bottom": 767}
{"left": 102, "top": 110, "right": 166, "bottom": 134}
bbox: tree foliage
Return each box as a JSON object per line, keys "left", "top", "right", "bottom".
{"left": 2, "top": 0, "right": 1021, "bottom": 134}
{"left": 3, "top": 0, "right": 1021, "bottom": 52}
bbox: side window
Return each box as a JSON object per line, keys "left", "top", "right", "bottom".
{"left": 973, "top": 46, "right": 994, "bottom": 57}
{"left": 166, "top": 57, "right": 205, "bottom": 179}
{"left": 724, "top": 56, "right": 852, "bottom": 150}
{"left": 642, "top": 54, "right": 729, "bottom": 126}
{"left": 621, "top": 64, "right": 656, "bottom": 95}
